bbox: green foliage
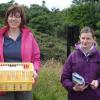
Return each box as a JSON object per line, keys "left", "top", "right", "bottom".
{"left": 27, "top": 4, "right": 66, "bottom": 37}
{"left": 96, "top": 21, "right": 100, "bottom": 29}
{"left": 29, "top": 14, "right": 53, "bottom": 35}
{"left": 0, "top": 18, "right": 4, "bottom": 28}
{"left": 49, "top": 11, "right": 66, "bottom": 37}
{"left": 95, "top": 30, "right": 100, "bottom": 44}
{"left": 33, "top": 60, "right": 67, "bottom": 100}
{"left": 27, "top": 4, "right": 54, "bottom": 35}
{"left": 72, "top": 0, "right": 99, "bottom": 5}
{"left": 67, "top": 3, "right": 98, "bottom": 28}
{"left": 33, "top": 31, "right": 67, "bottom": 62}
{"left": 27, "top": 4, "right": 50, "bottom": 21}
{"left": 0, "top": 0, "right": 14, "bottom": 18}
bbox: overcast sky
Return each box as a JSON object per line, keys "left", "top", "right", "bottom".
{"left": 0, "top": 0, "right": 73, "bottom": 10}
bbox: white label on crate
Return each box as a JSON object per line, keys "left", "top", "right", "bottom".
{"left": 0, "top": 66, "right": 24, "bottom": 71}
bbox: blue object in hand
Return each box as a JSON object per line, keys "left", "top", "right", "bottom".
{"left": 72, "top": 72, "right": 85, "bottom": 85}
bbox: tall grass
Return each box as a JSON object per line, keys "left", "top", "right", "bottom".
{"left": 33, "top": 59, "right": 67, "bottom": 100}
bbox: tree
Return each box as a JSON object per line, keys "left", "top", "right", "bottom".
{"left": 66, "top": 2, "right": 99, "bottom": 29}
{"left": 29, "top": 14, "right": 53, "bottom": 34}
{"left": 0, "top": 0, "right": 15, "bottom": 18}
{"left": 72, "top": 0, "right": 99, "bottom": 5}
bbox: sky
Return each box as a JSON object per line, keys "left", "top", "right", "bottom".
{"left": 0, "top": 0, "right": 73, "bottom": 10}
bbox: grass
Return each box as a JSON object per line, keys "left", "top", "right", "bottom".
{"left": 33, "top": 59, "right": 67, "bottom": 100}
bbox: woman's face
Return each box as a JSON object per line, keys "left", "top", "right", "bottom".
{"left": 79, "top": 32, "right": 94, "bottom": 50}
{"left": 7, "top": 12, "right": 21, "bottom": 29}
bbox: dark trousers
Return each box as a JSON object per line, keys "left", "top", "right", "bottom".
{"left": 0, "top": 91, "right": 32, "bottom": 100}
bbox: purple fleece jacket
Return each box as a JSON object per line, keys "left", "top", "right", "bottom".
{"left": 61, "top": 43, "right": 100, "bottom": 100}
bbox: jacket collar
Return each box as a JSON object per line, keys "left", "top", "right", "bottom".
{"left": 0, "top": 26, "right": 9, "bottom": 36}
{"left": 75, "top": 42, "right": 97, "bottom": 56}
{"left": 0, "top": 26, "right": 31, "bottom": 36}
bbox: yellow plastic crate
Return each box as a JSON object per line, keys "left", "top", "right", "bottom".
{"left": 0, "top": 63, "right": 34, "bottom": 91}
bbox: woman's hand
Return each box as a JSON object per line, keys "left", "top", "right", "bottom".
{"left": 73, "top": 84, "right": 88, "bottom": 92}
{"left": 32, "top": 77, "right": 36, "bottom": 85}
{"left": 32, "top": 70, "right": 38, "bottom": 85}
{"left": 90, "top": 80, "right": 99, "bottom": 89}
{"left": 33, "top": 70, "right": 38, "bottom": 81}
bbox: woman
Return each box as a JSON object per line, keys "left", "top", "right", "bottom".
{"left": 61, "top": 26, "right": 100, "bottom": 100}
{"left": 0, "top": 4, "right": 40, "bottom": 100}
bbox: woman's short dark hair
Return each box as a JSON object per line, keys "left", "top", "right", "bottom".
{"left": 80, "top": 26, "right": 95, "bottom": 37}
{"left": 5, "top": 4, "right": 26, "bottom": 28}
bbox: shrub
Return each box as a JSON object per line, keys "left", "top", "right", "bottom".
{"left": 33, "top": 59, "right": 67, "bottom": 100}
{"left": 34, "top": 32, "right": 67, "bottom": 62}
